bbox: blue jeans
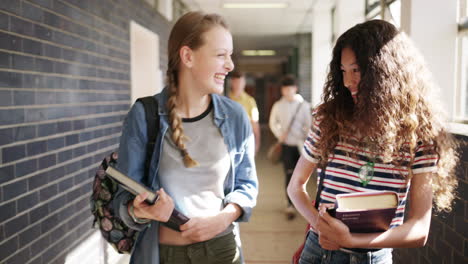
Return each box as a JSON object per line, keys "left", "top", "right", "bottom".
{"left": 299, "top": 231, "right": 393, "bottom": 264}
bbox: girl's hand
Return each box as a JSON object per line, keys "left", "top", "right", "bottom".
{"left": 316, "top": 205, "right": 352, "bottom": 249}
{"left": 318, "top": 235, "right": 341, "bottom": 250}
{"left": 132, "top": 188, "right": 174, "bottom": 222}
{"left": 179, "top": 213, "right": 231, "bottom": 242}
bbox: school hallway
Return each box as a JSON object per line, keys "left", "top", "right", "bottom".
{"left": 239, "top": 126, "right": 316, "bottom": 264}
{"left": 1, "top": 1, "right": 467, "bottom": 264}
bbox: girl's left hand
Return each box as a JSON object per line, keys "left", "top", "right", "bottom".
{"left": 316, "top": 205, "right": 352, "bottom": 249}
{"left": 179, "top": 213, "right": 230, "bottom": 242}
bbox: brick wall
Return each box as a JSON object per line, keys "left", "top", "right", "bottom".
{"left": 0, "top": 1, "right": 170, "bottom": 263}
{"left": 393, "top": 134, "right": 468, "bottom": 263}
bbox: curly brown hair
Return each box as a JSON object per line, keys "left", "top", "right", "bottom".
{"left": 166, "top": 11, "right": 228, "bottom": 168}
{"left": 316, "top": 20, "right": 459, "bottom": 212}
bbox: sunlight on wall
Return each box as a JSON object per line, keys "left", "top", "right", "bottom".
{"left": 130, "top": 21, "right": 162, "bottom": 104}
{"left": 107, "top": 242, "right": 131, "bottom": 264}
{"left": 64, "top": 231, "right": 130, "bottom": 264}
{"left": 65, "top": 231, "right": 104, "bottom": 264}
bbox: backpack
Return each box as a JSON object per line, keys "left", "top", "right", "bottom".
{"left": 90, "top": 96, "right": 159, "bottom": 254}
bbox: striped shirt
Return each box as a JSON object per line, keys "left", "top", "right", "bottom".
{"left": 303, "top": 117, "right": 438, "bottom": 228}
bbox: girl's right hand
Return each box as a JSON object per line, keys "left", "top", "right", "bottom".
{"left": 132, "top": 188, "right": 174, "bottom": 222}
{"left": 317, "top": 205, "right": 350, "bottom": 250}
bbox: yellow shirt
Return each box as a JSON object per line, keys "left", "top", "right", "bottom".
{"left": 229, "top": 91, "right": 259, "bottom": 122}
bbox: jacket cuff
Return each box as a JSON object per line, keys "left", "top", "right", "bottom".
{"left": 224, "top": 192, "right": 254, "bottom": 222}
{"left": 115, "top": 190, "right": 151, "bottom": 231}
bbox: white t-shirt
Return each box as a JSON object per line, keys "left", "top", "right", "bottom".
{"left": 269, "top": 94, "right": 312, "bottom": 148}
{"left": 159, "top": 105, "right": 230, "bottom": 219}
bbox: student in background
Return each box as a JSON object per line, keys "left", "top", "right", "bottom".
{"left": 269, "top": 74, "right": 312, "bottom": 220}
{"left": 114, "top": 11, "right": 258, "bottom": 264}
{"left": 229, "top": 71, "right": 261, "bottom": 154}
{"left": 288, "top": 20, "right": 459, "bottom": 264}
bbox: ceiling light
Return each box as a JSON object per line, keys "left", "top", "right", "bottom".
{"left": 257, "top": 50, "right": 276, "bottom": 56}
{"left": 223, "top": 3, "right": 288, "bottom": 9}
{"left": 242, "top": 50, "right": 276, "bottom": 56}
{"left": 242, "top": 50, "right": 257, "bottom": 56}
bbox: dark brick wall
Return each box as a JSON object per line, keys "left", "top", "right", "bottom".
{"left": 0, "top": 0, "right": 170, "bottom": 263}
{"left": 393, "top": 134, "right": 468, "bottom": 263}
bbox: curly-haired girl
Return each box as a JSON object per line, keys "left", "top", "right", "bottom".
{"left": 288, "top": 19, "right": 458, "bottom": 264}
{"left": 114, "top": 11, "right": 258, "bottom": 264}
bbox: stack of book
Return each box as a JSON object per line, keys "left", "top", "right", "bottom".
{"left": 328, "top": 191, "right": 398, "bottom": 233}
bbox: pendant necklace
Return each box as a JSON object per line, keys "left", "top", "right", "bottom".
{"left": 358, "top": 140, "right": 377, "bottom": 186}
{"left": 358, "top": 160, "right": 375, "bottom": 186}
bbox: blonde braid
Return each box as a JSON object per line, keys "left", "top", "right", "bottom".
{"left": 166, "top": 71, "right": 199, "bottom": 168}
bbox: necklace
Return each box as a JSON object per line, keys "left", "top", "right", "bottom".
{"left": 358, "top": 161, "right": 375, "bottom": 186}
{"left": 354, "top": 136, "right": 379, "bottom": 186}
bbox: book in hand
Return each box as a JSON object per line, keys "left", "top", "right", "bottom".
{"left": 105, "top": 166, "right": 190, "bottom": 231}
{"left": 327, "top": 191, "right": 398, "bottom": 233}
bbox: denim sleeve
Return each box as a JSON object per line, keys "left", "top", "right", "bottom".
{"left": 113, "top": 102, "right": 151, "bottom": 230}
{"left": 224, "top": 110, "right": 259, "bottom": 222}
{"left": 113, "top": 187, "right": 149, "bottom": 231}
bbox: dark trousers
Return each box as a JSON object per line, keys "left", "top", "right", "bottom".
{"left": 281, "top": 144, "right": 300, "bottom": 207}
{"left": 159, "top": 232, "right": 241, "bottom": 264}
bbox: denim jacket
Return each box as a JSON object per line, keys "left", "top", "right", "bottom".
{"left": 113, "top": 88, "right": 258, "bottom": 264}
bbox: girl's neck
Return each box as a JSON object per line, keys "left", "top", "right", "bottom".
{"left": 175, "top": 75, "right": 211, "bottom": 119}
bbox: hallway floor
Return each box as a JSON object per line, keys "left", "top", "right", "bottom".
{"left": 240, "top": 127, "right": 316, "bottom": 264}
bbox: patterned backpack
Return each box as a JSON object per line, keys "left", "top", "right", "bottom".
{"left": 90, "top": 96, "right": 159, "bottom": 254}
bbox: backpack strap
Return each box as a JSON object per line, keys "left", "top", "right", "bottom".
{"left": 136, "top": 96, "right": 159, "bottom": 181}
{"left": 314, "top": 169, "right": 326, "bottom": 210}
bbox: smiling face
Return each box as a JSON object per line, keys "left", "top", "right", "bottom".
{"left": 189, "top": 26, "right": 234, "bottom": 94}
{"left": 341, "top": 47, "right": 361, "bottom": 103}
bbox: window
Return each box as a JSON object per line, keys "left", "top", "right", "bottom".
{"left": 173, "top": 0, "right": 190, "bottom": 21}
{"left": 365, "top": 0, "right": 401, "bottom": 28}
{"left": 461, "top": 36, "right": 468, "bottom": 117}
{"left": 159, "top": 0, "right": 173, "bottom": 21}
{"left": 144, "top": 0, "right": 156, "bottom": 8}
{"left": 457, "top": 0, "right": 468, "bottom": 119}
{"left": 387, "top": 0, "right": 401, "bottom": 28}
{"left": 366, "top": 0, "right": 382, "bottom": 19}
{"left": 130, "top": 21, "right": 162, "bottom": 104}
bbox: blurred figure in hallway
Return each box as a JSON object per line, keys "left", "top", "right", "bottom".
{"left": 269, "top": 74, "right": 312, "bottom": 220}
{"left": 229, "top": 71, "right": 261, "bottom": 154}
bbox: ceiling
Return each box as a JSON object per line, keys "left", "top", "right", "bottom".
{"left": 183, "top": 0, "right": 317, "bottom": 60}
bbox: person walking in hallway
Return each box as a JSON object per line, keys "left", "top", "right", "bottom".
{"left": 287, "top": 20, "right": 459, "bottom": 264}
{"left": 229, "top": 71, "right": 261, "bottom": 154}
{"left": 269, "top": 74, "right": 312, "bottom": 220}
{"left": 113, "top": 11, "right": 258, "bottom": 264}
